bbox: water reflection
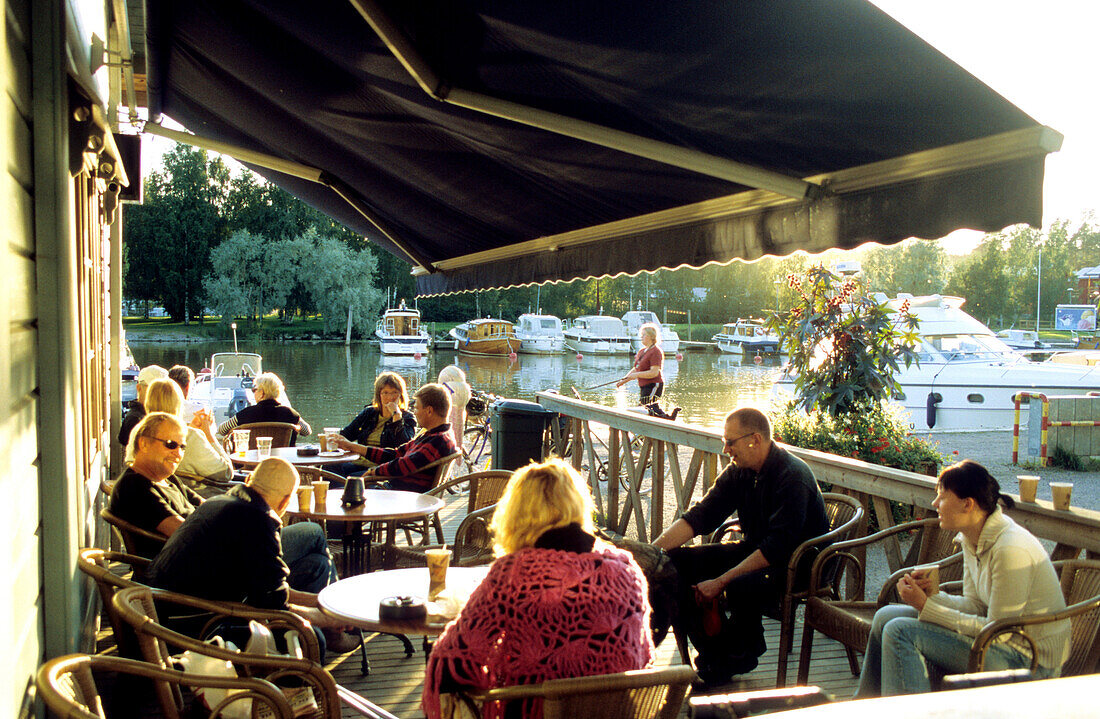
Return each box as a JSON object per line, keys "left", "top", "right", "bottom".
{"left": 131, "top": 342, "right": 781, "bottom": 435}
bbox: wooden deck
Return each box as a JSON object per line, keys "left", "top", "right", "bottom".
{"left": 323, "top": 492, "right": 861, "bottom": 718}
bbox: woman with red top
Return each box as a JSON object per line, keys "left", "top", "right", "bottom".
{"left": 616, "top": 322, "right": 680, "bottom": 420}
{"left": 422, "top": 458, "right": 654, "bottom": 719}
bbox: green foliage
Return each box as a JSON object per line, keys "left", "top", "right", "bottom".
{"left": 772, "top": 401, "right": 945, "bottom": 475}
{"left": 766, "top": 265, "right": 921, "bottom": 416}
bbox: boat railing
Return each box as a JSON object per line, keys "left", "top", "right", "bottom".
{"left": 536, "top": 391, "right": 1100, "bottom": 575}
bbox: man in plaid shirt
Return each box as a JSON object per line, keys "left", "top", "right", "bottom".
{"left": 333, "top": 383, "right": 457, "bottom": 492}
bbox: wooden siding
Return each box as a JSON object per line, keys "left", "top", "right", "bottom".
{"left": 2, "top": 0, "right": 41, "bottom": 714}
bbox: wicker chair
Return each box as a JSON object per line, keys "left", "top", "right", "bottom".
{"left": 100, "top": 507, "right": 167, "bottom": 565}
{"left": 77, "top": 548, "right": 151, "bottom": 657}
{"left": 227, "top": 421, "right": 300, "bottom": 450}
{"left": 462, "top": 665, "right": 695, "bottom": 719}
{"left": 709, "top": 492, "right": 864, "bottom": 687}
{"left": 113, "top": 586, "right": 399, "bottom": 719}
{"left": 363, "top": 451, "right": 464, "bottom": 545}
{"left": 796, "top": 517, "right": 964, "bottom": 684}
{"left": 37, "top": 653, "right": 294, "bottom": 719}
{"left": 388, "top": 470, "right": 512, "bottom": 567}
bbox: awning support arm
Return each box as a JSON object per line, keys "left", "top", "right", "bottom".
{"left": 141, "top": 121, "right": 436, "bottom": 272}
{"left": 347, "top": 0, "right": 817, "bottom": 201}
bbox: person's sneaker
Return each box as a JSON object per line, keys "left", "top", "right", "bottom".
{"left": 669, "top": 407, "right": 682, "bottom": 421}
{"left": 324, "top": 629, "right": 363, "bottom": 654}
{"left": 691, "top": 653, "right": 759, "bottom": 693}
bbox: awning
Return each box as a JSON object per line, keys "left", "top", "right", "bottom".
{"left": 141, "top": 0, "right": 1061, "bottom": 296}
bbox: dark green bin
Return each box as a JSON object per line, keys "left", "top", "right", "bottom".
{"left": 490, "top": 398, "right": 554, "bottom": 471}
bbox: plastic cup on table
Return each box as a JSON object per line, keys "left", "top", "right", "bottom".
{"left": 426, "top": 548, "right": 452, "bottom": 601}
{"left": 312, "top": 481, "right": 329, "bottom": 506}
{"left": 256, "top": 436, "right": 273, "bottom": 457}
{"left": 324, "top": 427, "right": 341, "bottom": 453}
{"left": 232, "top": 429, "right": 251, "bottom": 456}
{"left": 296, "top": 483, "right": 313, "bottom": 511}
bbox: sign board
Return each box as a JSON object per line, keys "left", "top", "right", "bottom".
{"left": 1055, "top": 304, "right": 1097, "bottom": 331}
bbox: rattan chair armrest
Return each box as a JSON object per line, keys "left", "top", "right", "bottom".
{"left": 786, "top": 508, "right": 864, "bottom": 593}
{"left": 453, "top": 504, "right": 497, "bottom": 566}
{"left": 336, "top": 684, "right": 402, "bottom": 719}
{"left": 468, "top": 665, "right": 696, "bottom": 702}
{"left": 426, "top": 474, "right": 473, "bottom": 497}
{"left": 968, "top": 593, "right": 1100, "bottom": 672}
{"left": 807, "top": 518, "right": 942, "bottom": 597}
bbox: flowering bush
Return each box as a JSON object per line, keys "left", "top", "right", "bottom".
{"left": 767, "top": 265, "right": 920, "bottom": 416}
{"left": 772, "top": 399, "right": 944, "bottom": 476}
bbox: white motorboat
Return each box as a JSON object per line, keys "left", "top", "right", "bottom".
{"left": 621, "top": 310, "right": 681, "bottom": 354}
{"left": 190, "top": 350, "right": 261, "bottom": 425}
{"left": 375, "top": 303, "right": 431, "bottom": 355}
{"left": 713, "top": 319, "right": 782, "bottom": 355}
{"left": 563, "top": 315, "right": 632, "bottom": 355}
{"left": 514, "top": 313, "right": 566, "bottom": 354}
{"left": 775, "top": 294, "right": 1100, "bottom": 430}
{"left": 995, "top": 329, "right": 1051, "bottom": 351}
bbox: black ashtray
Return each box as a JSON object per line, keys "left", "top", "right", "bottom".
{"left": 379, "top": 595, "right": 427, "bottom": 621}
{"left": 296, "top": 446, "right": 319, "bottom": 457}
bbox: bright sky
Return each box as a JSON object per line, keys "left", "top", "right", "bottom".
{"left": 871, "top": 1, "right": 1100, "bottom": 252}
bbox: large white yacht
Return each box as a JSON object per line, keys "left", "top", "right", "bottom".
{"left": 775, "top": 294, "right": 1100, "bottom": 430}
{"left": 621, "top": 310, "right": 681, "bottom": 354}
{"left": 375, "top": 303, "right": 431, "bottom": 355}
{"left": 514, "top": 313, "right": 566, "bottom": 354}
{"left": 563, "top": 315, "right": 632, "bottom": 355}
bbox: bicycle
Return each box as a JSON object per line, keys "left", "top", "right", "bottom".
{"left": 460, "top": 390, "right": 495, "bottom": 473}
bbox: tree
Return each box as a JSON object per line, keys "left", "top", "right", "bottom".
{"left": 123, "top": 145, "right": 229, "bottom": 322}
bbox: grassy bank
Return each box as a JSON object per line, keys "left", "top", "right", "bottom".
{"left": 123, "top": 316, "right": 460, "bottom": 342}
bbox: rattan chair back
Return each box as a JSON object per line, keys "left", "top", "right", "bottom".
{"left": 99, "top": 507, "right": 166, "bottom": 564}
{"left": 233, "top": 421, "right": 298, "bottom": 449}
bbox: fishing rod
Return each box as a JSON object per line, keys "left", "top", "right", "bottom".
{"left": 573, "top": 378, "right": 624, "bottom": 391}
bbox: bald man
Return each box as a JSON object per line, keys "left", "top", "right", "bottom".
{"left": 147, "top": 458, "right": 355, "bottom": 652}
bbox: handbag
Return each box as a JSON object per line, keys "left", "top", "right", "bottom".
{"left": 174, "top": 636, "right": 252, "bottom": 719}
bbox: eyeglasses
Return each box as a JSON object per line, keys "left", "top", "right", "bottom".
{"left": 145, "top": 436, "right": 186, "bottom": 451}
{"left": 723, "top": 432, "right": 755, "bottom": 449}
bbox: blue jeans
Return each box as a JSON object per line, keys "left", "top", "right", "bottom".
{"left": 856, "top": 604, "right": 1053, "bottom": 696}
{"left": 282, "top": 521, "right": 338, "bottom": 594}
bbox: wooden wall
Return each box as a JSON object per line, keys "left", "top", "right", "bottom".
{"left": 1, "top": 0, "right": 42, "bottom": 713}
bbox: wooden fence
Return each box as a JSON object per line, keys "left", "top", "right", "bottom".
{"left": 537, "top": 391, "right": 1100, "bottom": 577}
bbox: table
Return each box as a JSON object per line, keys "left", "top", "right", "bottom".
{"left": 319, "top": 567, "right": 490, "bottom": 636}
{"left": 285, "top": 490, "right": 446, "bottom": 573}
{"left": 230, "top": 445, "right": 356, "bottom": 469}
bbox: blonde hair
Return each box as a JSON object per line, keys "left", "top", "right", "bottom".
{"left": 372, "top": 372, "right": 408, "bottom": 410}
{"left": 143, "top": 378, "right": 185, "bottom": 416}
{"left": 490, "top": 459, "right": 595, "bottom": 556}
{"left": 640, "top": 322, "right": 661, "bottom": 344}
{"left": 253, "top": 372, "right": 285, "bottom": 401}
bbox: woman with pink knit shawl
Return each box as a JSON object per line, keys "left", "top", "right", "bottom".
{"left": 422, "top": 458, "right": 655, "bottom": 719}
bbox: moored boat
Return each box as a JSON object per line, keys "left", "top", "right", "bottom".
{"left": 514, "top": 313, "right": 565, "bottom": 354}
{"left": 563, "top": 315, "right": 632, "bottom": 355}
{"left": 376, "top": 303, "right": 431, "bottom": 356}
{"left": 190, "top": 350, "right": 262, "bottom": 425}
{"left": 713, "top": 319, "right": 781, "bottom": 355}
{"left": 775, "top": 294, "right": 1100, "bottom": 430}
{"left": 622, "top": 310, "right": 681, "bottom": 354}
{"left": 450, "top": 318, "right": 519, "bottom": 356}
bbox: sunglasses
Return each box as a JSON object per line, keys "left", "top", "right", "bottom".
{"left": 146, "top": 436, "right": 186, "bottom": 451}
{"left": 723, "top": 432, "right": 755, "bottom": 448}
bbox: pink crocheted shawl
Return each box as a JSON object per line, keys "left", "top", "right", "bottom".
{"left": 422, "top": 544, "right": 654, "bottom": 719}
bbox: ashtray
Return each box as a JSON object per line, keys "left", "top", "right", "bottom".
{"left": 379, "top": 595, "right": 427, "bottom": 621}
{"left": 296, "top": 446, "right": 319, "bottom": 457}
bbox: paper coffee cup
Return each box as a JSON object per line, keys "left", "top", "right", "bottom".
{"left": 915, "top": 564, "right": 940, "bottom": 595}
{"left": 426, "top": 548, "right": 452, "bottom": 601}
{"left": 257, "top": 436, "right": 273, "bottom": 457}
{"left": 296, "top": 484, "right": 313, "bottom": 510}
{"left": 1051, "top": 482, "right": 1073, "bottom": 511}
{"left": 313, "top": 481, "right": 329, "bottom": 505}
{"left": 1017, "top": 475, "right": 1039, "bottom": 503}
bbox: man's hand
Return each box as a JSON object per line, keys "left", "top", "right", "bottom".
{"left": 897, "top": 573, "right": 928, "bottom": 611}
{"left": 694, "top": 578, "right": 726, "bottom": 602}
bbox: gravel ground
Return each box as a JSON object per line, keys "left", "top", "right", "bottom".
{"left": 911, "top": 429, "right": 1100, "bottom": 511}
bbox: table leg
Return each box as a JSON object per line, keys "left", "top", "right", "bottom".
{"left": 356, "top": 629, "right": 371, "bottom": 676}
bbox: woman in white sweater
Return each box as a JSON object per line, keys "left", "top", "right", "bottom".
{"left": 857, "top": 460, "right": 1070, "bottom": 696}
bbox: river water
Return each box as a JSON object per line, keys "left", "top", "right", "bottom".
{"left": 131, "top": 341, "right": 782, "bottom": 433}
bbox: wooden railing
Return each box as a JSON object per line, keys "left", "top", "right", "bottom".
{"left": 537, "top": 392, "right": 1100, "bottom": 571}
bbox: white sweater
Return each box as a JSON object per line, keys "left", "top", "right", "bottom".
{"left": 919, "top": 507, "right": 1070, "bottom": 670}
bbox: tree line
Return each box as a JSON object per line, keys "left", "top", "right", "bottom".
{"left": 124, "top": 144, "right": 1100, "bottom": 333}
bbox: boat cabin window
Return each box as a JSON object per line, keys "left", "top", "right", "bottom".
{"left": 540, "top": 319, "right": 558, "bottom": 329}
{"left": 967, "top": 393, "right": 985, "bottom": 404}
{"left": 893, "top": 391, "right": 906, "bottom": 401}
{"left": 925, "top": 333, "right": 1012, "bottom": 360}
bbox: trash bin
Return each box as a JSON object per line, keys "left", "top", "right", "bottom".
{"left": 490, "top": 398, "right": 555, "bottom": 471}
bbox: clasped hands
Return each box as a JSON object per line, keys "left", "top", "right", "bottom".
{"left": 897, "top": 568, "right": 937, "bottom": 611}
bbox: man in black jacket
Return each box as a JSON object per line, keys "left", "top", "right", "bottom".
{"left": 654, "top": 406, "right": 827, "bottom": 687}
{"left": 147, "top": 457, "right": 356, "bottom": 652}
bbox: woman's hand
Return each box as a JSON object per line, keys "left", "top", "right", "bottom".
{"left": 897, "top": 573, "right": 928, "bottom": 611}
{"left": 385, "top": 401, "right": 401, "bottom": 420}
{"left": 910, "top": 567, "right": 937, "bottom": 594}
{"left": 331, "top": 435, "right": 353, "bottom": 452}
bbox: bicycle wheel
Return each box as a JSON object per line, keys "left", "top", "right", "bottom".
{"left": 462, "top": 426, "right": 492, "bottom": 472}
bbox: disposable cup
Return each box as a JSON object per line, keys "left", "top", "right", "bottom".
{"left": 915, "top": 563, "right": 940, "bottom": 595}
{"left": 1051, "top": 482, "right": 1073, "bottom": 511}
{"left": 296, "top": 484, "right": 313, "bottom": 511}
{"left": 319, "top": 433, "right": 329, "bottom": 452}
{"left": 232, "top": 429, "right": 251, "bottom": 455}
{"left": 1017, "top": 475, "right": 1039, "bottom": 503}
{"left": 324, "top": 427, "right": 341, "bottom": 452}
{"left": 426, "top": 548, "right": 452, "bottom": 601}
{"left": 313, "top": 481, "right": 329, "bottom": 505}
{"left": 257, "top": 436, "right": 273, "bottom": 457}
